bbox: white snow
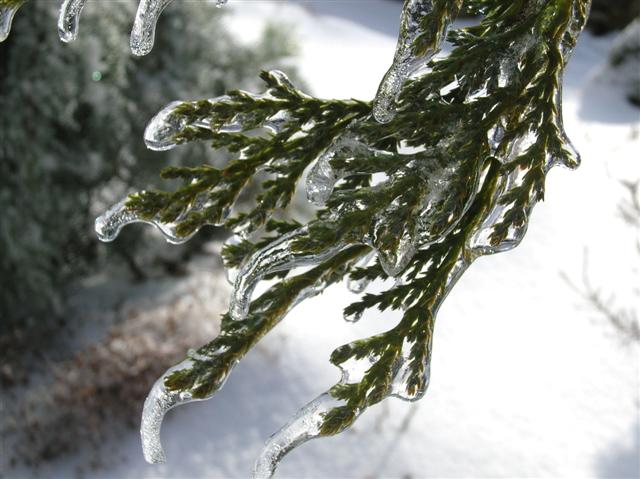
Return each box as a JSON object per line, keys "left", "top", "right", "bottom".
{"left": 21, "top": 2, "right": 640, "bottom": 478}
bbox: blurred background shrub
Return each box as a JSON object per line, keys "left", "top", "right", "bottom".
{"left": 0, "top": 1, "right": 297, "bottom": 340}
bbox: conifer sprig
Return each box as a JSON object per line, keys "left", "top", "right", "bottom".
{"left": 117, "top": 0, "right": 591, "bottom": 440}
{"left": 90, "top": 0, "right": 591, "bottom": 468}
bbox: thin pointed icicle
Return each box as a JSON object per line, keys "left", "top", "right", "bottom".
{"left": 58, "top": 0, "right": 87, "bottom": 43}
{"left": 229, "top": 227, "right": 348, "bottom": 321}
{"left": 141, "top": 360, "right": 201, "bottom": 464}
{"left": 0, "top": 0, "right": 23, "bottom": 42}
{"left": 373, "top": 0, "right": 462, "bottom": 123}
{"left": 95, "top": 198, "right": 197, "bottom": 245}
{"left": 252, "top": 393, "right": 346, "bottom": 479}
{"left": 130, "top": 0, "right": 175, "bottom": 57}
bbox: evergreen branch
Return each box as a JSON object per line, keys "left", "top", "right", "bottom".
{"left": 126, "top": 71, "right": 370, "bottom": 236}
{"left": 164, "top": 245, "right": 369, "bottom": 399}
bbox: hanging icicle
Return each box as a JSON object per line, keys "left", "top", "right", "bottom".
{"left": 0, "top": 0, "right": 229, "bottom": 55}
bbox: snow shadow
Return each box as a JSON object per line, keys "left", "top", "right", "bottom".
{"left": 289, "top": 0, "right": 402, "bottom": 37}
{"left": 595, "top": 420, "right": 640, "bottom": 479}
{"left": 577, "top": 70, "right": 640, "bottom": 125}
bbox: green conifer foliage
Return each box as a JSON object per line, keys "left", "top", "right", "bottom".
{"left": 91, "top": 1, "right": 592, "bottom": 475}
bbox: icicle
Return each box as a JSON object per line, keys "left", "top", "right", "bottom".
{"left": 0, "top": 1, "right": 22, "bottom": 42}
{"left": 230, "top": 227, "right": 348, "bottom": 321}
{"left": 548, "top": 85, "right": 581, "bottom": 170}
{"left": 373, "top": 0, "right": 461, "bottom": 123}
{"left": 252, "top": 393, "right": 347, "bottom": 479}
{"left": 130, "top": 0, "right": 175, "bottom": 56}
{"left": 223, "top": 234, "right": 243, "bottom": 285}
{"left": 346, "top": 250, "right": 376, "bottom": 294}
{"left": 305, "top": 147, "right": 338, "bottom": 207}
{"left": 95, "top": 198, "right": 198, "bottom": 245}
{"left": 141, "top": 360, "right": 198, "bottom": 464}
{"left": 58, "top": 0, "right": 87, "bottom": 42}
{"left": 131, "top": 0, "right": 228, "bottom": 55}
{"left": 142, "top": 265, "right": 339, "bottom": 467}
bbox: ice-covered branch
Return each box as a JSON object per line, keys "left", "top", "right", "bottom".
{"left": 91, "top": 0, "right": 592, "bottom": 476}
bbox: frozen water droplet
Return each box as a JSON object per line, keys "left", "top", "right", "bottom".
{"left": 58, "top": 0, "right": 87, "bottom": 42}
{"left": 373, "top": 238, "right": 416, "bottom": 278}
{"left": 144, "top": 101, "right": 186, "bottom": 151}
{"left": 263, "top": 111, "right": 291, "bottom": 135}
{"left": 230, "top": 227, "right": 347, "bottom": 321}
{"left": 95, "top": 199, "right": 139, "bottom": 243}
{"left": 346, "top": 251, "right": 376, "bottom": 294}
{"left": 343, "top": 310, "right": 363, "bottom": 323}
{"left": 252, "top": 393, "right": 345, "bottom": 479}
{"left": 131, "top": 0, "right": 175, "bottom": 56}
{"left": 389, "top": 340, "right": 432, "bottom": 401}
{"left": 131, "top": 0, "right": 229, "bottom": 55}
{"left": 0, "top": 1, "right": 21, "bottom": 42}
{"left": 306, "top": 149, "right": 338, "bottom": 206}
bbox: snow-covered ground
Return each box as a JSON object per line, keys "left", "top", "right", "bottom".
{"left": 14, "top": 2, "right": 639, "bottom": 478}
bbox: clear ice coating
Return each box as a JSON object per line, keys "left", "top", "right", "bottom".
{"left": 0, "top": 1, "right": 21, "bottom": 42}
{"left": 229, "top": 227, "right": 348, "bottom": 321}
{"left": 305, "top": 133, "right": 395, "bottom": 207}
{"left": 58, "top": 0, "right": 87, "bottom": 42}
{"left": 95, "top": 198, "right": 199, "bottom": 245}
{"left": 144, "top": 101, "right": 188, "bottom": 151}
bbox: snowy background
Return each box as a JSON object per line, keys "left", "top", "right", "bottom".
{"left": 2, "top": 1, "right": 639, "bottom": 478}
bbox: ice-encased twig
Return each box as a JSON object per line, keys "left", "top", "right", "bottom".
{"left": 141, "top": 360, "right": 199, "bottom": 463}
{"left": 95, "top": 198, "right": 199, "bottom": 245}
{"left": 230, "top": 226, "right": 349, "bottom": 321}
{"left": 142, "top": 248, "right": 367, "bottom": 465}
{"left": 252, "top": 393, "right": 347, "bottom": 479}
{"left": 373, "top": 0, "right": 463, "bottom": 123}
